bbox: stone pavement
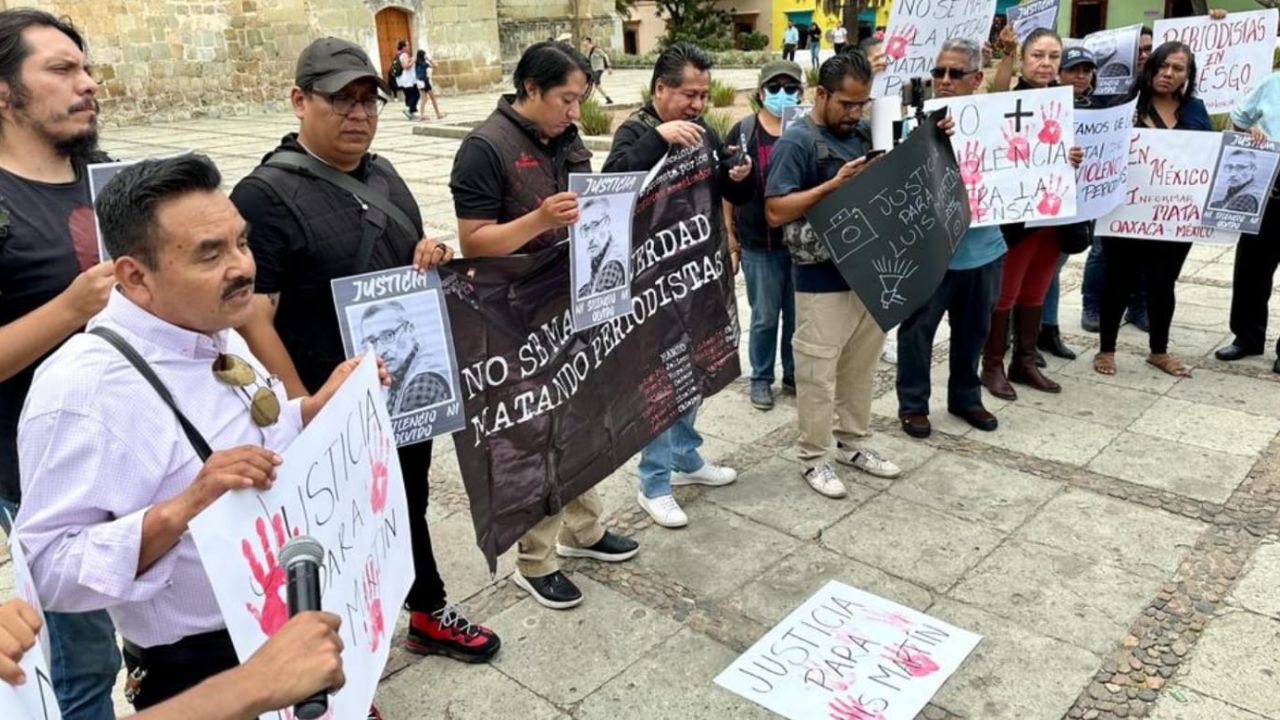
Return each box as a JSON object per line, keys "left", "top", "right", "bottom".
{"left": 2, "top": 68, "right": 1279, "bottom": 719}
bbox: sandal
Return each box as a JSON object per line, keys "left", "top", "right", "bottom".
{"left": 1147, "top": 353, "right": 1192, "bottom": 378}
{"left": 1093, "top": 352, "right": 1117, "bottom": 376}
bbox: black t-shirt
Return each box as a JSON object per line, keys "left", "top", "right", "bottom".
{"left": 449, "top": 138, "right": 510, "bottom": 221}
{"left": 232, "top": 135, "right": 424, "bottom": 393}
{"left": 727, "top": 116, "right": 784, "bottom": 252}
{"left": 0, "top": 164, "right": 98, "bottom": 502}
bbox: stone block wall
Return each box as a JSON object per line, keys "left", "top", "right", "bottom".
{"left": 496, "top": 0, "right": 618, "bottom": 70}
{"left": 7, "top": 0, "right": 502, "bottom": 124}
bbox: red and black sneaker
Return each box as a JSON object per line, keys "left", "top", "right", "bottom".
{"left": 404, "top": 604, "right": 501, "bottom": 663}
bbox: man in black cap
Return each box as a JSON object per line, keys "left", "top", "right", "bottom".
{"left": 233, "top": 37, "right": 502, "bottom": 675}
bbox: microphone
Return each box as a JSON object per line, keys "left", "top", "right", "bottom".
{"left": 280, "top": 535, "right": 328, "bottom": 720}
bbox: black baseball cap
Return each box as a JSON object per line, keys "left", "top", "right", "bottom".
{"left": 296, "top": 37, "right": 390, "bottom": 94}
{"left": 1061, "top": 47, "right": 1097, "bottom": 71}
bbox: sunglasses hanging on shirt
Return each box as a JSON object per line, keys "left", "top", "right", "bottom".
{"left": 212, "top": 353, "right": 281, "bottom": 427}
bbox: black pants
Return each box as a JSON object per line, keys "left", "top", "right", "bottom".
{"left": 1099, "top": 237, "right": 1192, "bottom": 355}
{"left": 403, "top": 85, "right": 420, "bottom": 115}
{"left": 400, "top": 440, "right": 446, "bottom": 612}
{"left": 897, "top": 257, "right": 1004, "bottom": 415}
{"left": 783, "top": 44, "right": 797, "bottom": 61}
{"left": 1228, "top": 195, "right": 1280, "bottom": 356}
{"left": 833, "top": 42, "right": 847, "bottom": 54}
{"left": 123, "top": 631, "right": 238, "bottom": 710}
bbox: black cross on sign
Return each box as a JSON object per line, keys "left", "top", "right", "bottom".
{"left": 1004, "top": 98, "right": 1033, "bottom": 132}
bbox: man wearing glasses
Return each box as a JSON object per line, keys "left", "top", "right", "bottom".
{"left": 358, "top": 302, "right": 451, "bottom": 415}
{"left": 894, "top": 38, "right": 1005, "bottom": 442}
{"left": 232, "top": 37, "right": 502, "bottom": 669}
{"left": 764, "top": 52, "right": 902, "bottom": 500}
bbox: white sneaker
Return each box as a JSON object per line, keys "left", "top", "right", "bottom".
{"left": 671, "top": 463, "right": 737, "bottom": 487}
{"left": 882, "top": 342, "right": 898, "bottom": 365}
{"left": 637, "top": 492, "right": 689, "bottom": 528}
{"left": 837, "top": 444, "right": 901, "bottom": 479}
{"left": 803, "top": 463, "right": 847, "bottom": 498}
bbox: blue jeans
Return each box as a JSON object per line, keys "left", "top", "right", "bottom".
{"left": 1042, "top": 252, "right": 1070, "bottom": 325}
{"left": 740, "top": 247, "right": 795, "bottom": 384}
{"left": 638, "top": 409, "right": 704, "bottom": 498}
{"left": 0, "top": 498, "right": 121, "bottom": 720}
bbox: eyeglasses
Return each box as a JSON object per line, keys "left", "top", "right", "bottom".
{"left": 836, "top": 97, "right": 874, "bottom": 113}
{"left": 317, "top": 92, "right": 388, "bottom": 117}
{"left": 930, "top": 67, "right": 977, "bottom": 81}
{"left": 1223, "top": 163, "right": 1254, "bottom": 173}
{"left": 212, "top": 354, "right": 281, "bottom": 427}
{"left": 362, "top": 321, "right": 411, "bottom": 350}
{"left": 763, "top": 82, "right": 803, "bottom": 96}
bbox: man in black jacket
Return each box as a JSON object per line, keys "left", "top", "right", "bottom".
{"left": 232, "top": 37, "right": 501, "bottom": 675}
{"left": 603, "top": 42, "right": 755, "bottom": 530}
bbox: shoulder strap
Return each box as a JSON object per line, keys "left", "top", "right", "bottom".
{"left": 799, "top": 116, "right": 832, "bottom": 162}
{"left": 88, "top": 327, "right": 212, "bottom": 462}
{"left": 263, "top": 151, "right": 420, "bottom": 243}
{"left": 740, "top": 114, "right": 757, "bottom": 153}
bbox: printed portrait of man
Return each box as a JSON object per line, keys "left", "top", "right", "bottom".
{"left": 575, "top": 196, "right": 629, "bottom": 300}
{"left": 357, "top": 299, "right": 453, "bottom": 416}
{"left": 1209, "top": 148, "right": 1272, "bottom": 215}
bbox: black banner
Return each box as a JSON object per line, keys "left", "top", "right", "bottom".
{"left": 440, "top": 143, "right": 741, "bottom": 572}
{"left": 805, "top": 108, "right": 969, "bottom": 332}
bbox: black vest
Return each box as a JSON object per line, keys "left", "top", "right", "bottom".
{"left": 467, "top": 96, "right": 593, "bottom": 254}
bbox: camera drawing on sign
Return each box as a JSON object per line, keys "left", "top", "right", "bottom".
{"left": 332, "top": 267, "right": 466, "bottom": 446}
{"left": 1202, "top": 133, "right": 1280, "bottom": 235}
{"left": 568, "top": 171, "right": 646, "bottom": 331}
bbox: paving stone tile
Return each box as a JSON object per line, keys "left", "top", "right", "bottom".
{"left": 927, "top": 599, "right": 1101, "bottom": 720}
{"left": 822, "top": 494, "right": 1005, "bottom": 592}
{"left": 950, "top": 539, "right": 1167, "bottom": 653}
{"left": 1088, "top": 431, "right": 1254, "bottom": 504}
{"left": 696, "top": 389, "right": 798, "bottom": 445}
{"left": 1148, "top": 685, "right": 1271, "bottom": 720}
{"left": 888, "top": 454, "right": 1062, "bottom": 532}
{"left": 1014, "top": 489, "right": 1204, "bottom": 577}
{"left": 1229, "top": 542, "right": 1280, "bottom": 620}
{"left": 1132, "top": 397, "right": 1280, "bottom": 457}
{"left": 377, "top": 655, "right": 568, "bottom": 719}
{"left": 705, "top": 455, "right": 874, "bottom": 538}
{"left": 1166, "top": 368, "right": 1280, "bottom": 419}
{"left": 631, "top": 504, "right": 800, "bottom": 602}
{"left": 1188, "top": 260, "right": 1236, "bottom": 283}
{"left": 1176, "top": 283, "right": 1233, "bottom": 310}
{"left": 1014, "top": 373, "right": 1161, "bottom": 429}
{"left": 1178, "top": 611, "right": 1280, "bottom": 718}
{"left": 485, "top": 576, "right": 683, "bottom": 704}
{"left": 1057, "top": 351, "right": 1183, "bottom": 394}
{"left": 577, "top": 629, "right": 776, "bottom": 719}
{"left": 726, "top": 545, "right": 933, "bottom": 627}
{"left": 1169, "top": 300, "right": 1234, "bottom": 330}
{"left": 428, "top": 507, "right": 514, "bottom": 602}
{"left": 967, "top": 404, "right": 1121, "bottom": 466}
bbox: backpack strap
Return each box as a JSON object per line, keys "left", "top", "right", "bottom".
{"left": 89, "top": 327, "right": 213, "bottom": 462}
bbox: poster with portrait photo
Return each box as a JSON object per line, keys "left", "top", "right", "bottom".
{"left": 1082, "top": 24, "right": 1141, "bottom": 97}
{"left": 331, "top": 267, "right": 465, "bottom": 446}
{"left": 568, "top": 172, "right": 646, "bottom": 332}
{"left": 1201, "top": 132, "right": 1280, "bottom": 234}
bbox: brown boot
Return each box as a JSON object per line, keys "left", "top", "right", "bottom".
{"left": 981, "top": 308, "right": 1017, "bottom": 400}
{"left": 1009, "top": 305, "right": 1062, "bottom": 393}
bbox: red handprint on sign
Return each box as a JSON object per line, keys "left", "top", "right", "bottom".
{"left": 1001, "top": 119, "right": 1033, "bottom": 165}
{"left": 967, "top": 182, "right": 988, "bottom": 224}
{"left": 829, "top": 696, "right": 887, "bottom": 720}
{"left": 242, "top": 513, "right": 298, "bottom": 637}
{"left": 1036, "top": 176, "right": 1067, "bottom": 216}
{"left": 1037, "top": 101, "right": 1064, "bottom": 145}
{"left": 883, "top": 643, "right": 941, "bottom": 677}
{"left": 883, "top": 24, "right": 917, "bottom": 60}
{"left": 369, "top": 427, "right": 391, "bottom": 516}
{"left": 362, "top": 558, "right": 385, "bottom": 652}
{"left": 959, "top": 140, "right": 984, "bottom": 189}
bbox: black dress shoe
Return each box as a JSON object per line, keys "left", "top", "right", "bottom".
{"left": 899, "top": 414, "right": 932, "bottom": 439}
{"left": 949, "top": 406, "right": 999, "bottom": 432}
{"left": 557, "top": 531, "right": 639, "bottom": 562}
{"left": 513, "top": 571, "right": 583, "bottom": 610}
{"left": 1215, "top": 344, "right": 1262, "bottom": 362}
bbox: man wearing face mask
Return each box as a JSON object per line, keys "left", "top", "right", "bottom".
{"left": 724, "top": 60, "right": 804, "bottom": 412}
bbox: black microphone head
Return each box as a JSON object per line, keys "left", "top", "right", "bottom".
{"left": 280, "top": 535, "right": 324, "bottom": 570}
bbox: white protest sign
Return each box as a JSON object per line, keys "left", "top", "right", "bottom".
{"left": 1006, "top": 0, "right": 1060, "bottom": 44}
{"left": 1154, "top": 10, "right": 1280, "bottom": 115}
{"left": 925, "top": 86, "right": 1078, "bottom": 227}
{"left": 1029, "top": 99, "right": 1136, "bottom": 227}
{"left": 190, "top": 355, "right": 413, "bottom": 720}
{"left": 715, "top": 581, "right": 981, "bottom": 720}
{"left": 874, "top": 0, "right": 997, "bottom": 99}
{"left": 1098, "top": 128, "right": 1240, "bottom": 245}
{"left": 1082, "top": 24, "right": 1142, "bottom": 96}
{"left": 0, "top": 537, "right": 62, "bottom": 720}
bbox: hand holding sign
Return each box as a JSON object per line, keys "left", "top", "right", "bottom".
{"left": 539, "top": 192, "right": 580, "bottom": 230}
{"left": 242, "top": 513, "right": 298, "bottom": 637}
{"left": 656, "top": 120, "right": 705, "bottom": 147}
{"left": 0, "top": 599, "right": 39, "bottom": 687}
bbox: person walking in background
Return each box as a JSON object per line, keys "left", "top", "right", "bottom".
{"left": 832, "top": 23, "right": 849, "bottom": 55}
{"left": 394, "top": 39, "right": 419, "bottom": 120}
{"left": 415, "top": 49, "right": 445, "bottom": 120}
{"left": 808, "top": 22, "right": 823, "bottom": 70}
{"left": 783, "top": 21, "right": 799, "bottom": 62}
{"left": 584, "top": 36, "right": 614, "bottom": 104}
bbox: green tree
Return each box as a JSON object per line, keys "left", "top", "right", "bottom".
{"left": 656, "top": 0, "right": 734, "bottom": 50}
{"left": 818, "top": 0, "right": 869, "bottom": 36}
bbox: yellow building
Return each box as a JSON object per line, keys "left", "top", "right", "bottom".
{"left": 770, "top": 0, "right": 892, "bottom": 51}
